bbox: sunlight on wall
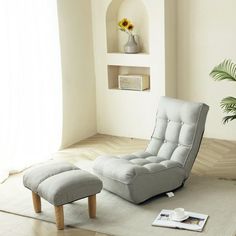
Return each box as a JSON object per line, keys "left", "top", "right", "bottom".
{"left": 0, "top": 0, "right": 62, "bottom": 182}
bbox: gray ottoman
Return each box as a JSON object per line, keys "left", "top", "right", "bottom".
{"left": 23, "top": 162, "right": 102, "bottom": 230}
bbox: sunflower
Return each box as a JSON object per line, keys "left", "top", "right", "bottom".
{"left": 127, "top": 24, "right": 134, "bottom": 31}
{"left": 119, "top": 18, "right": 129, "bottom": 28}
{"left": 118, "top": 18, "right": 135, "bottom": 35}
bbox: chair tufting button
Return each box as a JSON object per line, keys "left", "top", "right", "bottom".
{"left": 164, "top": 140, "right": 167, "bottom": 143}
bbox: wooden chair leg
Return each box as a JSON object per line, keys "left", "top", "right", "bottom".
{"left": 32, "top": 192, "right": 41, "bottom": 213}
{"left": 54, "top": 205, "right": 64, "bottom": 230}
{"left": 88, "top": 195, "right": 96, "bottom": 218}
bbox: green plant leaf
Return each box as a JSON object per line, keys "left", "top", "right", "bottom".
{"left": 210, "top": 59, "right": 236, "bottom": 82}
{"left": 220, "top": 96, "right": 236, "bottom": 113}
{"left": 223, "top": 115, "right": 236, "bottom": 124}
{"left": 220, "top": 97, "right": 236, "bottom": 123}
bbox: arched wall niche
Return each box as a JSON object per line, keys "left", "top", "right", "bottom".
{"left": 106, "top": 0, "right": 149, "bottom": 53}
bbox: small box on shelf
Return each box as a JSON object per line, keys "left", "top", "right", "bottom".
{"left": 118, "top": 74, "right": 150, "bottom": 91}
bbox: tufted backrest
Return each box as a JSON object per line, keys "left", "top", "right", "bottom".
{"left": 146, "top": 96, "right": 209, "bottom": 178}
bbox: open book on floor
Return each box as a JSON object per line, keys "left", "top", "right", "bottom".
{"left": 152, "top": 209, "right": 208, "bottom": 232}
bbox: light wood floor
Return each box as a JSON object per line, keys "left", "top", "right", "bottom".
{"left": 55, "top": 134, "right": 236, "bottom": 179}
{"left": 1, "top": 134, "right": 236, "bottom": 236}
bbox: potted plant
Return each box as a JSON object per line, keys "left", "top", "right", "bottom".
{"left": 210, "top": 59, "right": 236, "bottom": 124}
{"left": 118, "top": 18, "right": 139, "bottom": 54}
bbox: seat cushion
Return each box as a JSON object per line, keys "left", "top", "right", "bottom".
{"left": 23, "top": 162, "right": 78, "bottom": 193}
{"left": 23, "top": 162, "right": 102, "bottom": 206}
{"left": 93, "top": 152, "right": 185, "bottom": 203}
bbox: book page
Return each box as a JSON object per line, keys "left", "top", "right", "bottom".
{"left": 152, "top": 209, "right": 208, "bottom": 232}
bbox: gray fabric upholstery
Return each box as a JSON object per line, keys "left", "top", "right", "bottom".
{"left": 23, "top": 162, "right": 103, "bottom": 206}
{"left": 93, "top": 96, "right": 209, "bottom": 204}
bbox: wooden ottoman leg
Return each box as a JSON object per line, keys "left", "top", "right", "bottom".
{"left": 54, "top": 205, "right": 64, "bottom": 230}
{"left": 32, "top": 192, "right": 41, "bottom": 213}
{"left": 88, "top": 195, "right": 96, "bottom": 218}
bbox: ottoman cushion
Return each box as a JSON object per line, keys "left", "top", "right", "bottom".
{"left": 23, "top": 162, "right": 102, "bottom": 206}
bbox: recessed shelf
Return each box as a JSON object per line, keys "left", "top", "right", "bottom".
{"left": 107, "top": 65, "right": 150, "bottom": 90}
{"left": 107, "top": 53, "right": 150, "bottom": 67}
{"left": 109, "top": 88, "right": 150, "bottom": 93}
{"left": 106, "top": 0, "right": 149, "bottom": 53}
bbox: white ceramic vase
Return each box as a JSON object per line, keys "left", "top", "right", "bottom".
{"left": 124, "top": 35, "right": 139, "bottom": 54}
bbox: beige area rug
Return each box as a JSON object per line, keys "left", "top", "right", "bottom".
{"left": 1, "top": 163, "right": 236, "bottom": 236}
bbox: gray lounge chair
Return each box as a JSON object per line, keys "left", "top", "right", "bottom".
{"left": 93, "top": 96, "right": 209, "bottom": 204}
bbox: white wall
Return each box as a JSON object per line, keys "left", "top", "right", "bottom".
{"left": 56, "top": 0, "right": 236, "bottom": 145}
{"left": 165, "top": 0, "right": 177, "bottom": 97}
{"left": 177, "top": 0, "right": 236, "bottom": 140}
{"left": 91, "top": 0, "right": 176, "bottom": 140}
{"left": 57, "top": 0, "right": 97, "bottom": 148}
